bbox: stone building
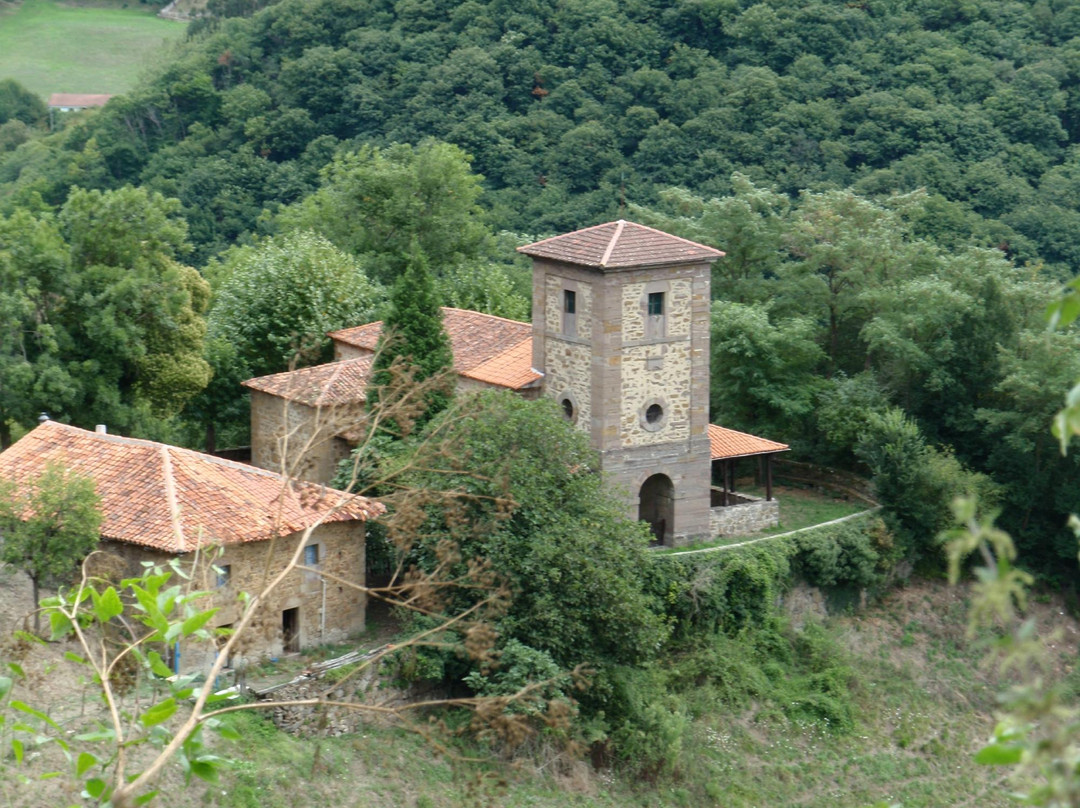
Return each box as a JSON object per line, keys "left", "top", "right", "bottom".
{"left": 0, "top": 421, "right": 382, "bottom": 665}
{"left": 518, "top": 220, "right": 787, "bottom": 544}
{"left": 244, "top": 220, "right": 787, "bottom": 545}
{"left": 243, "top": 308, "right": 543, "bottom": 483}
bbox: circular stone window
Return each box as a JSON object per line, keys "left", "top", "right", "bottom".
{"left": 641, "top": 399, "right": 668, "bottom": 432}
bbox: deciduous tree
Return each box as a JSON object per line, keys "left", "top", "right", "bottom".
{"left": 0, "top": 461, "right": 101, "bottom": 630}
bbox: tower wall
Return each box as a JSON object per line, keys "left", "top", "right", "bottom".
{"left": 531, "top": 256, "right": 713, "bottom": 545}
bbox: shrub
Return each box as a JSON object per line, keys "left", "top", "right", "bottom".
{"left": 793, "top": 516, "right": 897, "bottom": 590}
{"left": 858, "top": 408, "right": 995, "bottom": 564}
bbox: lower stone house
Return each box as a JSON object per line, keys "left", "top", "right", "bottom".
{"left": 0, "top": 421, "right": 382, "bottom": 669}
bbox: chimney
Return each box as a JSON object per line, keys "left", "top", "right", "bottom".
{"left": 37, "top": 412, "right": 50, "bottom": 424}
{"left": 95, "top": 425, "right": 107, "bottom": 434}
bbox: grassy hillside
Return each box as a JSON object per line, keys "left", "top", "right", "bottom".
{"left": 5, "top": 579, "right": 1064, "bottom": 807}
{"left": 0, "top": 0, "right": 184, "bottom": 97}
{"left": 189, "top": 582, "right": 1073, "bottom": 807}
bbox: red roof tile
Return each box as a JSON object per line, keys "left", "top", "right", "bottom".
{"left": 329, "top": 308, "right": 541, "bottom": 391}
{"left": 0, "top": 422, "right": 382, "bottom": 553}
{"left": 48, "top": 93, "right": 112, "bottom": 108}
{"left": 242, "top": 356, "right": 374, "bottom": 406}
{"left": 517, "top": 220, "right": 724, "bottom": 268}
{"left": 463, "top": 339, "right": 539, "bottom": 389}
{"left": 709, "top": 424, "right": 789, "bottom": 460}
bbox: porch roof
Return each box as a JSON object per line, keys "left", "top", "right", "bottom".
{"left": 709, "top": 424, "right": 789, "bottom": 460}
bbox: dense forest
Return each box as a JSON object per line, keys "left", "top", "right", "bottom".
{"left": 0, "top": 0, "right": 1077, "bottom": 568}
{"left": 2, "top": 0, "right": 1080, "bottom": 797}
{"left": 4, "top": 0, "right": 1080, "bottom": 272}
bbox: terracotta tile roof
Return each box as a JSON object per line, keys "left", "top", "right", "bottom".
{"left": 242, "top": 356, "right": 374, "bottom": 407}
{"left": 329, "top": 308, "right": 541, "bottom": 391}
{"left": 48, "top": 93, "right": 112, "bottom": 108}
{"left": 0, "top": 422, "right": 382, "bottom": 553}
{"left": 463, "top": 338, "right": 538, "bottom": 389}
{"left": 709, "top": 424, "right": 789, "bottom": 460}
{"left": 517, "top": 220, "right": 724, "bottom": 268}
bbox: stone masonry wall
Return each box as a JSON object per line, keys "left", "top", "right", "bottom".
{"left": 709, "top": 497, "right": 780, "bottom": 538}
{"left": 103, "top": 520, "right": 366, "bottom": 670}
{"left": 619, "top": 342, "right": 691, "bottom": 446}
{"left": 530, "top": 256, "right": 714, "bottom": 545}
{"left": 250, "top": 391, "right": 356, "bottom": 485}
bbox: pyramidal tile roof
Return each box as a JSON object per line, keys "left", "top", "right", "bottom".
{"left": 0, "top": 422, "right": 382, "bottom": 552}
{"left": 329, "top": 307, "right": 541, "bottom": 391}
{"left": 243, "top": 355, "right": 374, "bottom": 406}
{"left": 517, "top": 220, "right": 724, "bottom": 268}
{"left": 708, "top": 424, "right": 789, "bottom": 460}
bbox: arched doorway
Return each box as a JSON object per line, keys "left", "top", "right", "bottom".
{"left": 639, "top": 474, "right": 674, "bottom": 545}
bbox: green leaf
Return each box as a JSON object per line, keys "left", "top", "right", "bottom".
{"left": 6, "top": 662, "right": 24, "bottom": 679}
{"left": 76, "top": 751, "right": 96, "bottom": 777}
{"left": 215, "top": 724, "right": 241, "bottom": 741}
{"left": 147, "top": 651, "right": 173, "bottom": 679}
{"left": 140, "top": 698, "right": 177, "bottom": 727}
{"left": 64, "top": 652, "right": 88, "bottom": 665}
{"left": 11, "top": 700, "right": 59, "bottom": 730}
{"left": 96, "top": 587, "right": 123, "bottom": 622}
{"left": 74, "top": 730, "right": 116, "bottom": 743}
{"left": 180, "top": 608, "right": 218, "bottom": 638}
{"left": 974, "top": 743, "right": 1023, "bottom": 765}
{"left": 0, "top": 676, "right": 11, "bottom": 699}
{"left": 189, "top": 760, "right": 219, "bottom": 783}
{"left": 134, "top": 790, "right": 160, "bottom": 806}
{"left": 83, "top": 777, "right": 107, "bottom": 799}
{"left": 11, "top": 738, "right": 23, "bottom": 764}
{"left": 49, "top": 610, "right": 74, "bottom": 640}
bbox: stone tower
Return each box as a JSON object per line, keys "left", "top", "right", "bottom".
{"left": 518, "top": 220, "right": 723, "bottom": 545}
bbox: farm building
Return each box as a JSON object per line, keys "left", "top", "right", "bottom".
{"left": 0, "top": 421, "right": 381, "bottom": 665}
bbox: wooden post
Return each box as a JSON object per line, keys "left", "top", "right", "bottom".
{"left": 722, "top": 461, "right": 729, "bottom": 506}
{"left": 765, "top": 455, "right": 773, "bottom": 501}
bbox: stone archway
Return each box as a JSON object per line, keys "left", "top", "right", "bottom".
{"left": 639, "top": 473, "right": 675, "bottom": 546}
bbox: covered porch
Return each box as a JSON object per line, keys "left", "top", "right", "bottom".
{"left": 708, "top": 425, "right": 789, "bottom": 538}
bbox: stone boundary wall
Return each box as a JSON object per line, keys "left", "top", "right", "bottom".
{"left": 709, "top": 495, "right": 779, "bottom": 538}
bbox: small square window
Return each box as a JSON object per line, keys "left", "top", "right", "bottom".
{"left": 564, "top": 289, "right": 576, "bottom": 314}
{"left": 648, "top": 292, "right": 664, "bottom": 316}
{"left": 304, "top": 545, "right": 320, "bottom": 566}
{"left": 216, "top": 564, "right": 231, "bottom": 589}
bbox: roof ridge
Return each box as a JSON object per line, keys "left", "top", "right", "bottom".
{"left": 38, "top": 421, "right": 328, "bottom": 487}
{"left": 330, "top": 307, "right": 530, "bottom": 340}
{"left": 624, "top": 220, "right": 725, "bottom": 256}
{"left": 313, "top": 360, "right": 347, "bottom": 409}
{"left": 160, "top": 445, "right": 185, "bottom": 553}
{"left": 599, "top": 219, "right": 626, "bottom": 267}
{"left": 513, "top": 220, "right": 617, "bottom": 253}
{"left": 440, "top": 307, "right": 529, "bottom": 326}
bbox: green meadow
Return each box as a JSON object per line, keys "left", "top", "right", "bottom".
{"left": 0, "top": 0, "right": 184, "bottom": 98}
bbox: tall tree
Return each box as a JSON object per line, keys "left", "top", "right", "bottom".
{"left": 59, "top": 187, "right": 212, "bottom": 435}
{"left": 275, "top": 140, "right": 493, "bottom": 284}
{"left": 0, "top": 210, "right": 74, "bottom": 448}
{"left": 368, "top": 242, "right": 453, "bottom": 434}
{"left": 207, "top": 230, "right": 382, "bottom": 379}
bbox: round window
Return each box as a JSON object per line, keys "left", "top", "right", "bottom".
{"left": 645, "top": 403, "right": 664, "bottom": 424}
{"left": 561, "top": 398, "right": 575, "bottom": 420}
